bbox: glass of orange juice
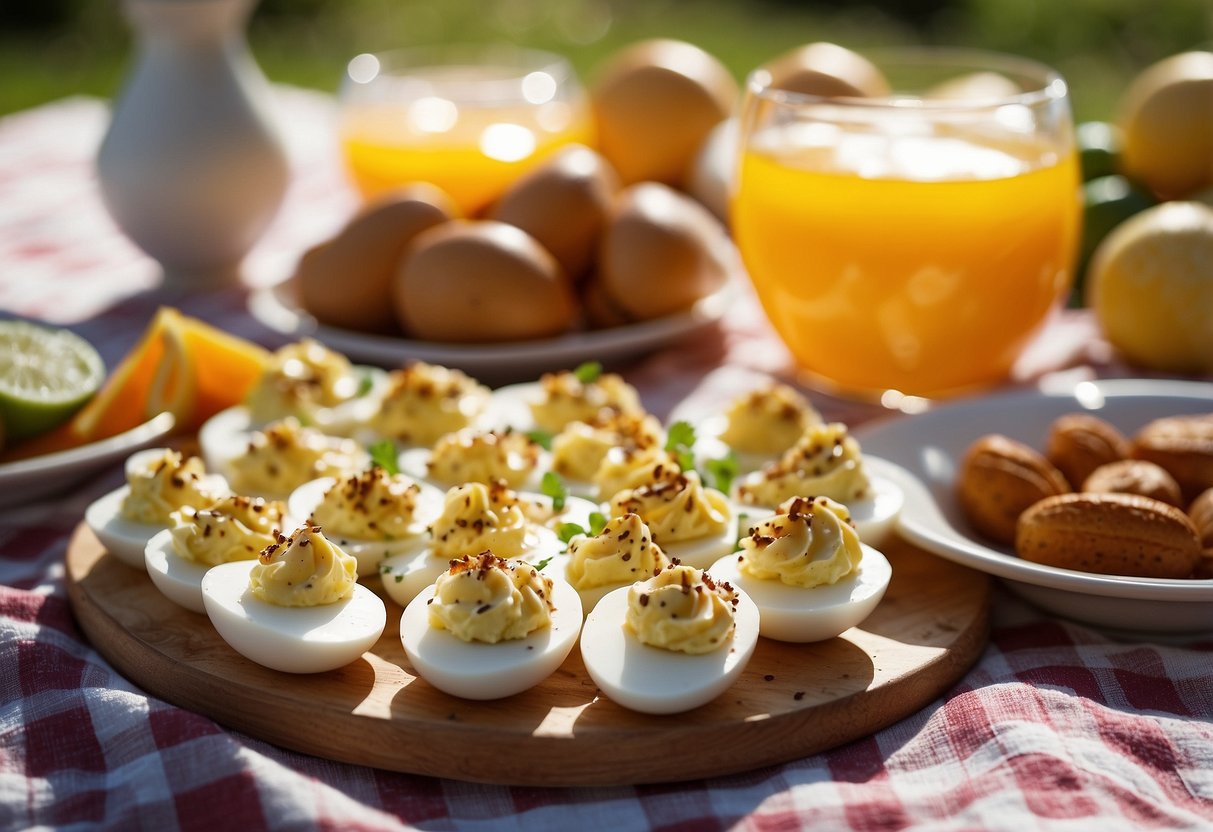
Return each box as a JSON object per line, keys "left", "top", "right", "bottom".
{"left": 732, "top": 49, "right": 1081, "bottom": 400}
{"left": 338, "top": 45, "right": 594, "bottom": 215}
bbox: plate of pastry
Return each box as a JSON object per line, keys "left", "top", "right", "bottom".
{"left": 851, "top": 379, "right": 1213, "bottom": 636}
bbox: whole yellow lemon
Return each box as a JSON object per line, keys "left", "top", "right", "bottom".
{"left": 1117, "top": 51, "right": 1213, "bottom": 200}
{"left": 1086, "top": 201, "right": 1213, "bottom": 373}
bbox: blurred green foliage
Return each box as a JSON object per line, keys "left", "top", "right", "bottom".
{"left": 0, "top": 0, "right": 1209, "bottom": 119}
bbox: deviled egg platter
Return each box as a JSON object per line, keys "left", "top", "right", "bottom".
{"left": 201, "top": 524, "right": 387, "bottom": 674}
{"left": 377, "top": 479, "right": 599, "bottom": 609}
{"left": 400, "top": 552, "right": 583, "bottom": 700}
{"left": 85, "top": 447, "right": 231, "bottom": 570}
{"left": 287, "top": 467, "right": 445, "bottom": 577}
{"left": 709, "top": 495, "right": 892, "bottom": 643}
{"left": 579, "top": 562, "right": 760, "bottom": 715}
{"left": 732, "top": 421, "right": 903, "bottom": 547}
{"left": 143, "top": 493, "right": 291, "bottom": 613}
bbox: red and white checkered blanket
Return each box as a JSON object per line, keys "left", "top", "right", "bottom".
{"left": 1, "top": 94, "right": 1210, "bottom": 831}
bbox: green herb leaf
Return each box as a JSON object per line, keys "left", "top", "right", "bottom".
{"left": 558, "top": 522, "right": 586, "bottom": 544}
{"left": 664, "top": 420, "right": 696, "bottom": 452}
{"left": 733, "top": 513, "right": 751, "bottom": 552}
{"left": 526, "top": 429, "right": 555, "bottom": 451}
{"left": 533, "top": 555, "right": 554, "bottom": 571}
{"left": 369, "top": 439, "right": 400, "bottom": 475}
{"left": 541, "top": 471, "right": 568, "bottom": 511}
{"left": 588, "top": 512, "right": 608, "bottom": 536}
{"left": 704, "top": 451, "right": 739, "bottom": 494}
{"left": 355, "top": 372, "right": 375, "bottom": 397}
{"left": 572, "top": 360, "right": 602, "bottom": 384}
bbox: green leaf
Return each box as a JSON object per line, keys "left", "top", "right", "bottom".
{"left": 525, "top": 429, "right": 554, "bottom": 451}
{"left": 368, "top": 439, "right": 400, "bottom": 475}
{"left": 664, "top": 420, "right": 696, "bottom": 452}
{"left": 355, "top": 372, "right": 375, "bottom": 397}
{"left": 733, "top": 513, "right": 751, "bottom": 552}
{"left": 558, "top": 522, "right": 586, "bottom": 544}
{"left": 533, "top": 555, "right": 555, "bottom": 571}
{"left": 541, "top": 471, "right": 567, "bottom": 511}
{"left": 572, "top": 361, "right": 602, "bottom": 384}
{"left": 704, "top": 452, "right": 739, "bottom": 494}
{"left": 588, "top": 512, "right": 607, "bottom": 536}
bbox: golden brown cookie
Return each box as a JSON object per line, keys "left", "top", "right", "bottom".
{"left": 1131, "top": 414, "right": 1213, "bottom": 501}
{"left": 956, "top": 434, "right": 1071, "bottom": 545}
{"left": 1016, "top": 492, "right": 1202, "bottom": 579}
{"left": 1082, "top": 459, "right": 1184, "bottom": 507}
{"left": 1045, "top": 413, "right": 1129, "bottom": 488}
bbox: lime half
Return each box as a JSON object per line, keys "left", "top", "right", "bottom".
{"left": 0, "top": 320, "right": 105, "bottom": 442}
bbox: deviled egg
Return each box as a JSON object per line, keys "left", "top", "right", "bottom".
{"left": 491, "top": 363, "right": 645, "bottom": 434}
{"left": 287, "top": 467, "right": 444, "bottom": 576}
{"left": 693, "top": 383, "right": 822, "bottom": 474}
{"left": 608, "top": 470, "right": 738, "bottom": 569}
{"left": 549, "top": 410, "right": 664, "bottom": 497}
{"left": 85, "top": 447, "right": 229, "bottom": 570}
{"left": 580, "top": 562, "right": 759, "bottom": 714}
{"left": 398, "top": 427, "right": 546, "bottom": 491}
{"left": 400, "top": 552, "right": 583, "bottom": 699}
{"left": 365, "top": 361, "right": 492, "bottom": 447}
{"left": 209, "top": 416, "right": 367, "bottom": 499}
{"left": 144, "top": 494, "right": 289, "bottom": 613}
{"left": 543, "top": 512, "right": 670, "bottom": 614}
{"left": 377, "top": 480, "right": 596, "bottom": 608}
{"left": 242, "top": 338, "right": 385, "bottom": 430}
{"left": 709, "top": 496, "right": 891, "bottom": 643}
{"left": 201, "top": 524, "right": 386, "bottom": 674}
{"left": 733, "top": 422, "right": 903, "bottom": 545}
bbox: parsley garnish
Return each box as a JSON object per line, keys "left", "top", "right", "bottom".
{"left": 541, "top": 471, "right": 568, "bottom": 511}
{"left": 572, "top": 360, "right": 602, "bottom": 384}
{"left": 533, "top": 555, "right": 555, "bottom": 571}
{"left": 704, "top": 451, "right": 739, "bottom": 494}
{"left": 526, "top": 429, "right": 554, "bottom": 451}
{"left": 588, "top": 511, "right": 607, "bottom": 536}
{"left": 355, "top": 372, "right": 375, "bottom": 397}
{"left": 558, "top": 522, "right": 585, "bottom": 544}
{"left": 368, "top": 439, "right": 400, "bottom": 475}
{"left": 664, "top": 420, "right": 698, "bottom": 473}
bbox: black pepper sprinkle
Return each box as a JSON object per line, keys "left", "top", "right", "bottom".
{"left": 793, "top": 691, "right": 805, "bottom": 701}
{"left": 764, "top": 674, "right": 774, "bottom": 682}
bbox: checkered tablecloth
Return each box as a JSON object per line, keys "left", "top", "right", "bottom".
{"left": 1, "top": 93, "right": 1210, "bottom": 832}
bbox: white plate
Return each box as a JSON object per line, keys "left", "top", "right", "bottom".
{"left": 850, "top": 379, "right": 1213, "bottom": 637}
{"left": 248, "top": 276, "right": 737, "bottom": 384}
{"left": 0, "top": 412, "right": 176, "bottom": 509}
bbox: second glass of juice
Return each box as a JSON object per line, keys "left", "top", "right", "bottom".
{"left": 732, "top": 49, "right": 1081, "bottom": 399}
{"left": 338, "top": 45, "right": 594, "bottom": 215}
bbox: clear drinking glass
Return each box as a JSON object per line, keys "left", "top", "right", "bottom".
{"left": 732, "top": 48, "right": 1081, "bottom": 400}
{"left": 337, "top": 44, "right": 594, "bottom": 215}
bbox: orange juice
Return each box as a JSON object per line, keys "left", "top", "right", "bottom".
{"left": 340, "top": 102, "right": 594, "bottom": 215}
{"left": 733, "top": 132, "right": 1081, "bottom": 396}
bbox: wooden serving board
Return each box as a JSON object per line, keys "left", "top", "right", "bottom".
{"left": 66, "top": 524, "right": 990, "bottom": 786}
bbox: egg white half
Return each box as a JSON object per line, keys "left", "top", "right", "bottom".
{"left": 400, "top": 576, "right": 583, "bottom": 700}
{"left": 378, "top": 523, "right": 567, "bottom": 610}
{"left": 579, "top": 583, "right": 760, "bottom": 715}
{"left": 287, "top": 476, "right": 443, "bottom": 577}
{"left": 201, "top": 560, "right": 387, "bottom": 674}
{"left": 708, "top": 544, "right": 892, "bottom": 643}
{"left": 84, "top": 486, "right": 162, "bottom": 571}
{"left": 196, "top": 406, "right": 254, "bottom": 484}
{"left": 144, "top": 528, "right": 210, "bottom": 613}
{"left": 733, "top": 456, "right": 904, "bottom": 547}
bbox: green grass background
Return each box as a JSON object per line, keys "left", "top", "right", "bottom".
{"left": 1, "top": 0, "right": 1210, "bottom": 122}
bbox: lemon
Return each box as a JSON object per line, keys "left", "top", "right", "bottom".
{"left": 1087, "top": 201, "right": 1213, "bottom": 373}
{"left": 0, "top": 320, "right": 105, "bottom": 442}
{"left": 1118, "top": 51, "right": 1213, "bottom": 199}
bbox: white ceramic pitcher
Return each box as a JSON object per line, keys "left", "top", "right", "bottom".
{"left": 96, "top": 0, "right": 289, "bottom": 289}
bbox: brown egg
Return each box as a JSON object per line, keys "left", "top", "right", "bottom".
{"left": 591, "top": 39, "right": 738, "bottom": 186}
{"left": 581, "top": 272, "right": 632, "bottom": 329}
{"left": 394, "top": 220, "right": 575, "bottom": 342}
{"left": 598, "top": 182, "right": 732, "bottom": 320}
{"left": 487, "top": 144, "right": 620, "bottom": 283}
{"left": 927, "top": 71, "right": 1021, "bottom": 101}
{"left": 294, "top": 183, "right": 456, "bottom": 333}
{"left": 763, "top": 42, "right": 890, "bottom": 98}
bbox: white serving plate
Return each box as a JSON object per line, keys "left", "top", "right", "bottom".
{"left": 248, "top": 276, "right": 737, "bottom": 384}
{"left": 851, "top": 379, "right": 1213, "bottom": 637}
{"left": 0, "top": 412, "right": 176, "bottom": 509}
